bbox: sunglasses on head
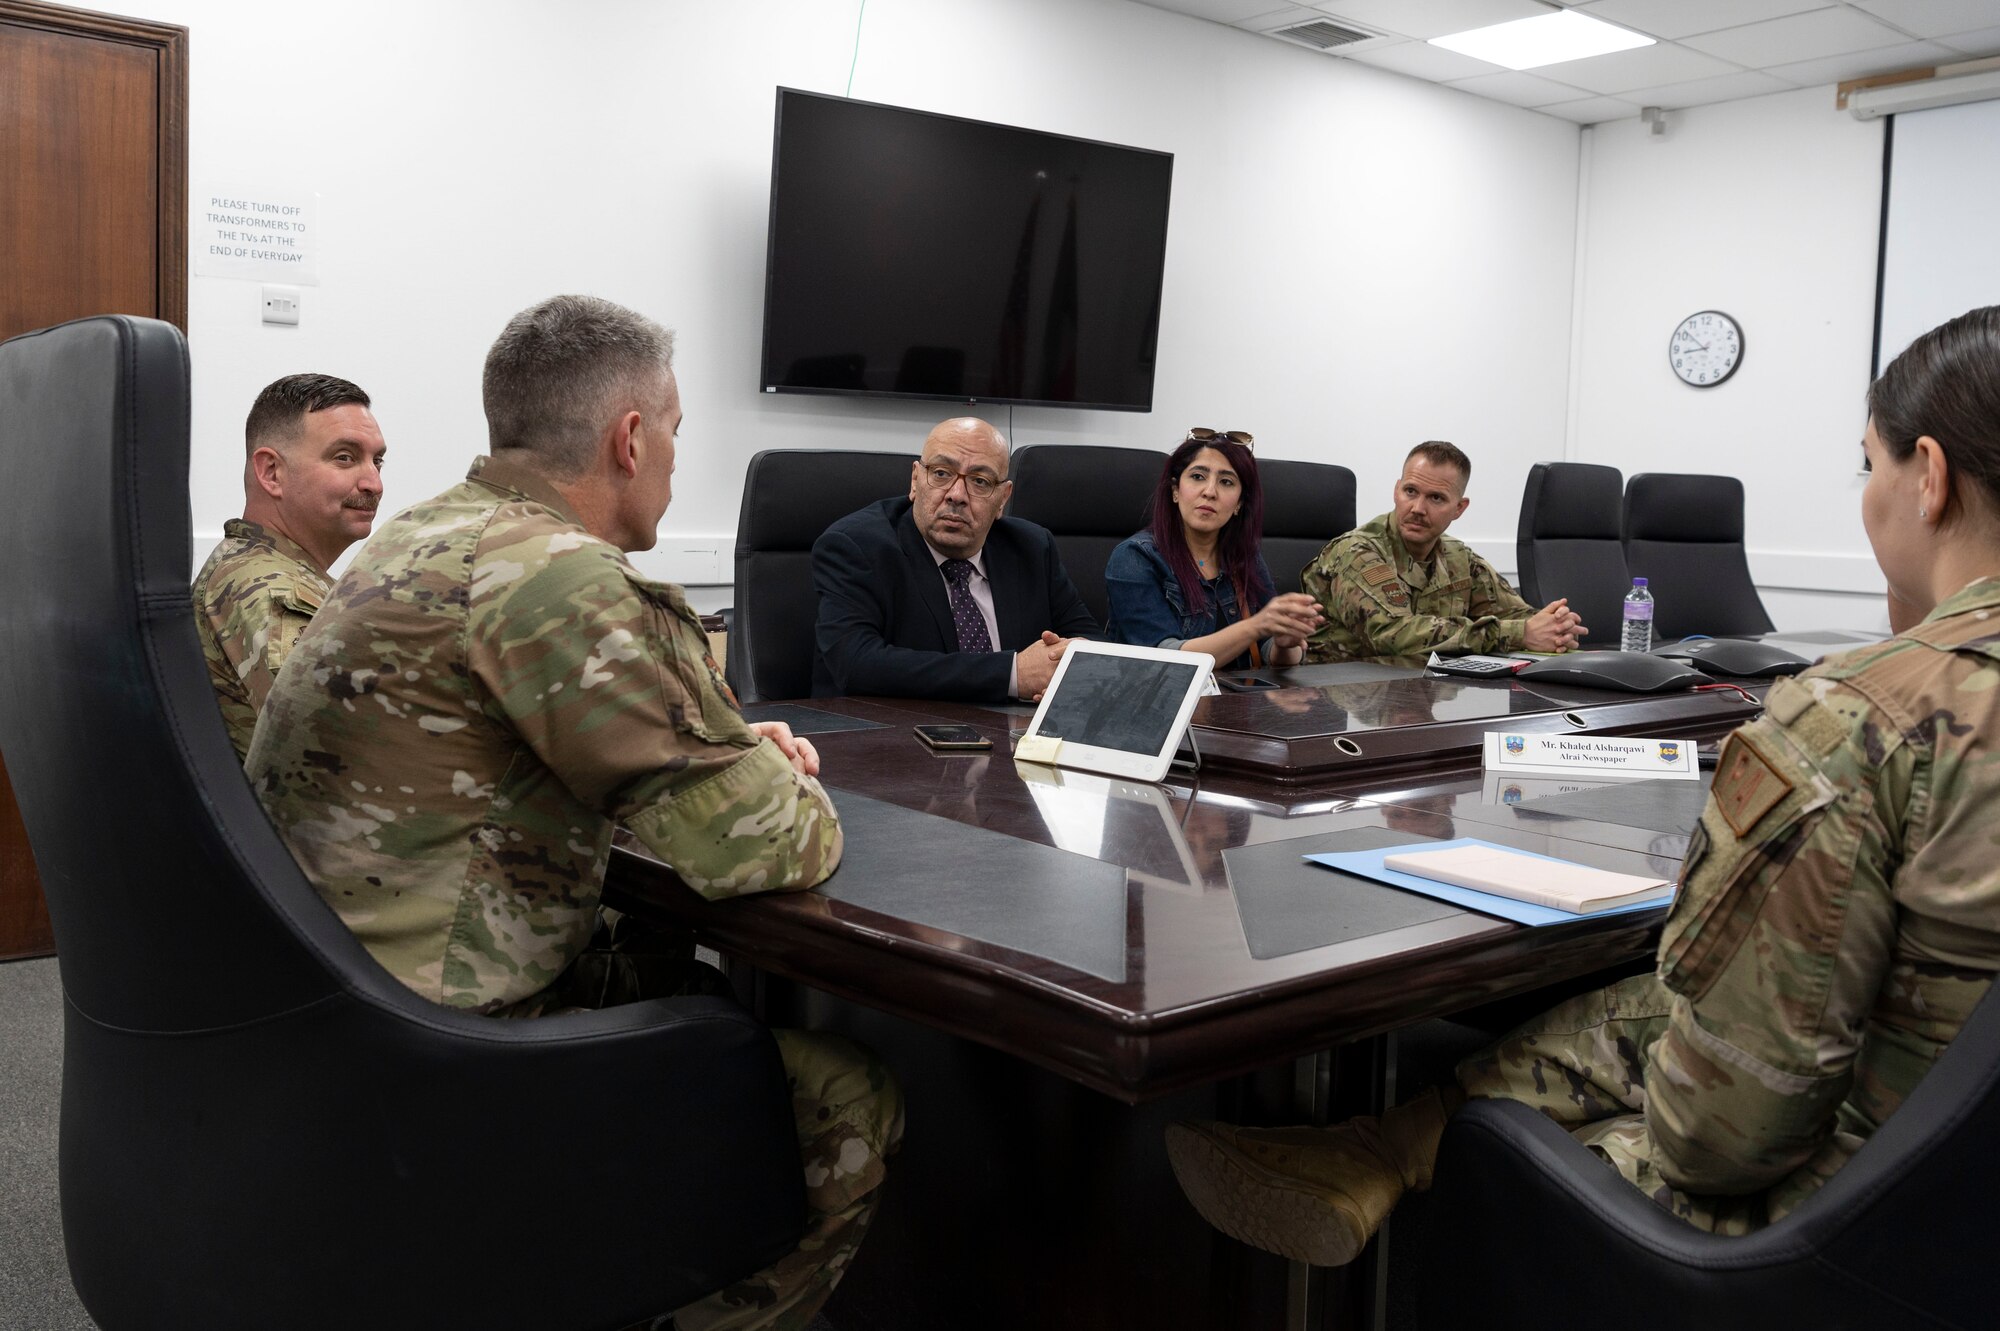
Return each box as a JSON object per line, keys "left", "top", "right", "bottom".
{"left": 1186, "top": 428, "right": 1254, "bottom": 451}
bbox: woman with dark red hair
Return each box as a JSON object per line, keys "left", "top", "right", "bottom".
{"left": 1104, "top": 430, "right": 1323, "bottom": 670}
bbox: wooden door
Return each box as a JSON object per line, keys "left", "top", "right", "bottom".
{"left": 0, "top": 0, "right": 186, "bottom": 959}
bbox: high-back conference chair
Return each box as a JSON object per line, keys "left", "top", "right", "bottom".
{"left": 0, "top": 316, "right": 803, "bottom": 1331}
{"left": 728, "top": 448, "right": 918, "bottom": 703}
{"left": 1623, "top": 473, "right": 1775, "bottom": 639}
{"left": 1420, "top": 977, "right": 2000, "bottom": 1329}
{"left": 1259, "top": 457, "right": 1356, "bottom": 596}
{"left": 1007, "top": 444, "right": 1167, "bottom": 625}
{"left": 1516, "top": 461, "right": 1631, "bottom": 639}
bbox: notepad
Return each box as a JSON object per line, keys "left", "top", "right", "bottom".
{"left": 1381, "top": 845, "right": 1671, "bottom": 915}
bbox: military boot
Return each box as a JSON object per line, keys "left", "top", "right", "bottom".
{"left": 1164, "top": 1086, "right": 1453, "bottom": 1267}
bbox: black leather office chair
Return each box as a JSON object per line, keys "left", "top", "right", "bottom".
{"left": 1420, "top": 976, "right": 2000, "bottom": 1329}
{"left": 1007, "top": 444, "right": 1167, "bottom": 625}
{"left": 729, "top": 448, "right": 918, "bottom": 704}
{"left": 0, "top": 316, "right": 804, "bottom": 1331}
{"left": 1516, "top": 461, "right": 1631, "bottom": 638}
{"left": 1259, "top": 457, "right": 1357, "bottom": 596}
{"left": 1623, "top": 473, "right": 1775, "bottom": 639}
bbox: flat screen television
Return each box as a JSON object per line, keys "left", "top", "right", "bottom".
{"left": 760, "top": 89, "right": 1173, "bottom": 413}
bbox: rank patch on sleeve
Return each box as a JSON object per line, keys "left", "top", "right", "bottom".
{"left": 1712, "top": 732, "right": 1792, "bottom": 838}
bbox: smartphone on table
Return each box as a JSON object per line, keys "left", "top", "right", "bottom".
{"left": 914, "top": 724, "right": 993, "bottom": 752}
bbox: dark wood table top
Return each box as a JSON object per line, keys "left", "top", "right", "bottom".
{"left": 608, "top": 669, "right": 1767, "bottom": 1102}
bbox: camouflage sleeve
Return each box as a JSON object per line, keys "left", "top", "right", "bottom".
{"left": 1300, "top": 551, "right": 1338, "bottom": 658}
{"left": 1643, "top": 675, "right": 1907, "bottom": 1194}
{"left": 245, "top": 584, "right": 323, "bottom": 713}
{"left": 1312, "top": 539, "right": 1525, "bottom": 659}
{"left": 1464, "top": 554, "right": 1535, "bottom": 629}
{"left": 469, "top": 544, "right": 841, "bottom": 903}
{"left": 200, "top": 571, "right": 324, "bottom": 759}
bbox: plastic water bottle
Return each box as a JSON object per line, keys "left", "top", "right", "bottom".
{"left": 1621, "top": 577, "right": 1655, "bottom": 653}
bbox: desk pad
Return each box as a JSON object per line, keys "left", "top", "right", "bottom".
{"left": 1508, "top": 777, "right": 1712, "bottom": 838}
{"left": 1225, "top": 826, "right": 1460, "bottom": 961}
{"left": 738, "top": 703, "right": 887, "bottom": 735}
{"left": 819, "top": 789, "right": 1127, "bottom": 983}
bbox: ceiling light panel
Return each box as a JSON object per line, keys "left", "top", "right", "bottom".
{"left": 1430, "top": 10, "right": 1655, "bottom": 70}
{"left": 1311, "top": 0, "right": 1553, "bottom": 41}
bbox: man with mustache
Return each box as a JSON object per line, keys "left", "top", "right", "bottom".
{"left": 192, "top": 373, "right": 386, "bottom": 758}
{"left": 812, "top": 416, "right": 1099, "bottom": 702}
{"left": 1301, "top": 440, "right": 1584, "bottom": 663}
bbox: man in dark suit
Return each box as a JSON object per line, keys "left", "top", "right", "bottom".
{"left": 813, "top": 417, "right": 1099, "bottom": 700}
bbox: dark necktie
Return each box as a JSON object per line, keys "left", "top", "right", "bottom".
{"left": 941, "top": 558, "right": 993, "bottom": 653}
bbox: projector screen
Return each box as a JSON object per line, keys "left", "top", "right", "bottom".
{"left": 1874, "top": 98, "right": 2000, "bottom": 375}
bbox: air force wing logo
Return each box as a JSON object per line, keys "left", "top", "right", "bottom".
{"left": 1504, "top": 734, "right": 1526, "bottom": 755}
{"left": 1658, "top": 741, "right": 1681, "bottom": 764}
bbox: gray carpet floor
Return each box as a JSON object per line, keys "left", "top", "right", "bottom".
{"left": 0, "top": 954, "right": 837, "bottom": 1331}
{"left": 0, "top": 956, "right": 95, "bottom": 1330}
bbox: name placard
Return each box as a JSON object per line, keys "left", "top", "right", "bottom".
{"left": 1481, "top": 732, "right": 1698, "bottom": 781}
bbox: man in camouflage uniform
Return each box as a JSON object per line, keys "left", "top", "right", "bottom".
{"left": 1300, "top": 440, "right": 1585, "bottom": 662}
{"left": 247, "top": 296, "right": 901, "bottom": 1331}
{"left": 1170, "top": 570, "right": 2000, "bottom": 1260}
{"left": 192, "top": 373, "right": 386, "bottom": 757}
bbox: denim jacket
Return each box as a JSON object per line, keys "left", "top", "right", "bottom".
{"left": 1105, "top": 530, "right": 1274, "bottom": 671}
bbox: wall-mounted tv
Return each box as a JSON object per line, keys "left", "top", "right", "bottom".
{"left": 760, "top": 89, "right": 1173, "bottom": 413}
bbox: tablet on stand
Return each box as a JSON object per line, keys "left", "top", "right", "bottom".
{"left": 1015, "top": 641, "right": 1215, "bottom": 784}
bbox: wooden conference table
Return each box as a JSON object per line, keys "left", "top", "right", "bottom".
{"left": 606, "top": 634, "right": 1870, "bottom": 1331}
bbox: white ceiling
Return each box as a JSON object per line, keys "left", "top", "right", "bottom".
{"left": 1135, "top": 0, "right": 2000, "bottom": 122}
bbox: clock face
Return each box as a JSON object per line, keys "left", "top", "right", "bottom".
{"left": 1670, "top": 310, "right": 1742, "bottom": 387}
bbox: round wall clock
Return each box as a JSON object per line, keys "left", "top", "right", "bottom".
{"left": 1669, "top": 310, "right": 1743, "bottom": 387}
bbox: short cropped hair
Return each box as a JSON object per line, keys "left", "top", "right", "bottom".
{"left": 244, "top": 374, "right": 371, "bottom": 454}
{"left": 482, "top": 295, "right": 676, "bottom": 479}
{"left": 1406, "top": 440, "right": 1471, "bottom": 489}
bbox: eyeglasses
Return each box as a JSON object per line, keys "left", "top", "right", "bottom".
{"left": 919, "top": 462, "right": 1004, "bottom": 499}
{"left": 1186, "top": 428, "right": 1254, "bottom": 452}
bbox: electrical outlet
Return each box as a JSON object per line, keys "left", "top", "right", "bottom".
{"left": 261, "top": 285, "right": 301, "bottom": 326}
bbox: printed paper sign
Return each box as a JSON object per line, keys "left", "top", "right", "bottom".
{"left": 194, "top": 186, "right": 318, "bottom": 284}
{"left": 1481, "top": 732, "right": 1698, "bottom": 781}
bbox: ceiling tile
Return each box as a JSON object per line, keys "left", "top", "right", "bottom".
{"left": 1308, "top": 0, "right": 1554, "bottom": 41}
{"left": 1616, "top": 68, "right": 1795, "bottom": 107}
{"left": 1935, "top": 23, "right": 2000, "bottom": 53}
{"left": 1681, "top": 6, "right": 1913, "bottom": 65}
{"left": 1576, "top": 0, "right": 1833, "bottom": 42}
{"left": 1763, "top": 38, "right": 1957, "bottom": 84}
{"left": 1136, "top": 0, "right": 1297, "bottom": 22}
{"left": 1342, "top": 38, "right": 1507, "bottom": 79}
{"left": 1234, "top": 6, "right": 1338, "bottom": 32}
{"left": 1850, "top": 0, "right": 2000, "bottom": 41}
{"left": 1535, "top": 94, "right": 1646, "bottom": 121}
{"left": 1446, "top": 69, "right": 1601, "bottom": 105}
{"left": 1536, "top": 41, "right": 1739, "bottom": 93}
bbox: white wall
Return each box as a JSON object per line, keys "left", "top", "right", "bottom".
{"left": 1565, "top": 87, "right": 1889, "bottom": 634}
{"left": 122, "top": 0, "right": 1581, "bottom": 611}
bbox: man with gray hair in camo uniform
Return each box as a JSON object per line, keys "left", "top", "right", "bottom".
{"left": 247, "top": 294, "right": 902, "bottom": 1331}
